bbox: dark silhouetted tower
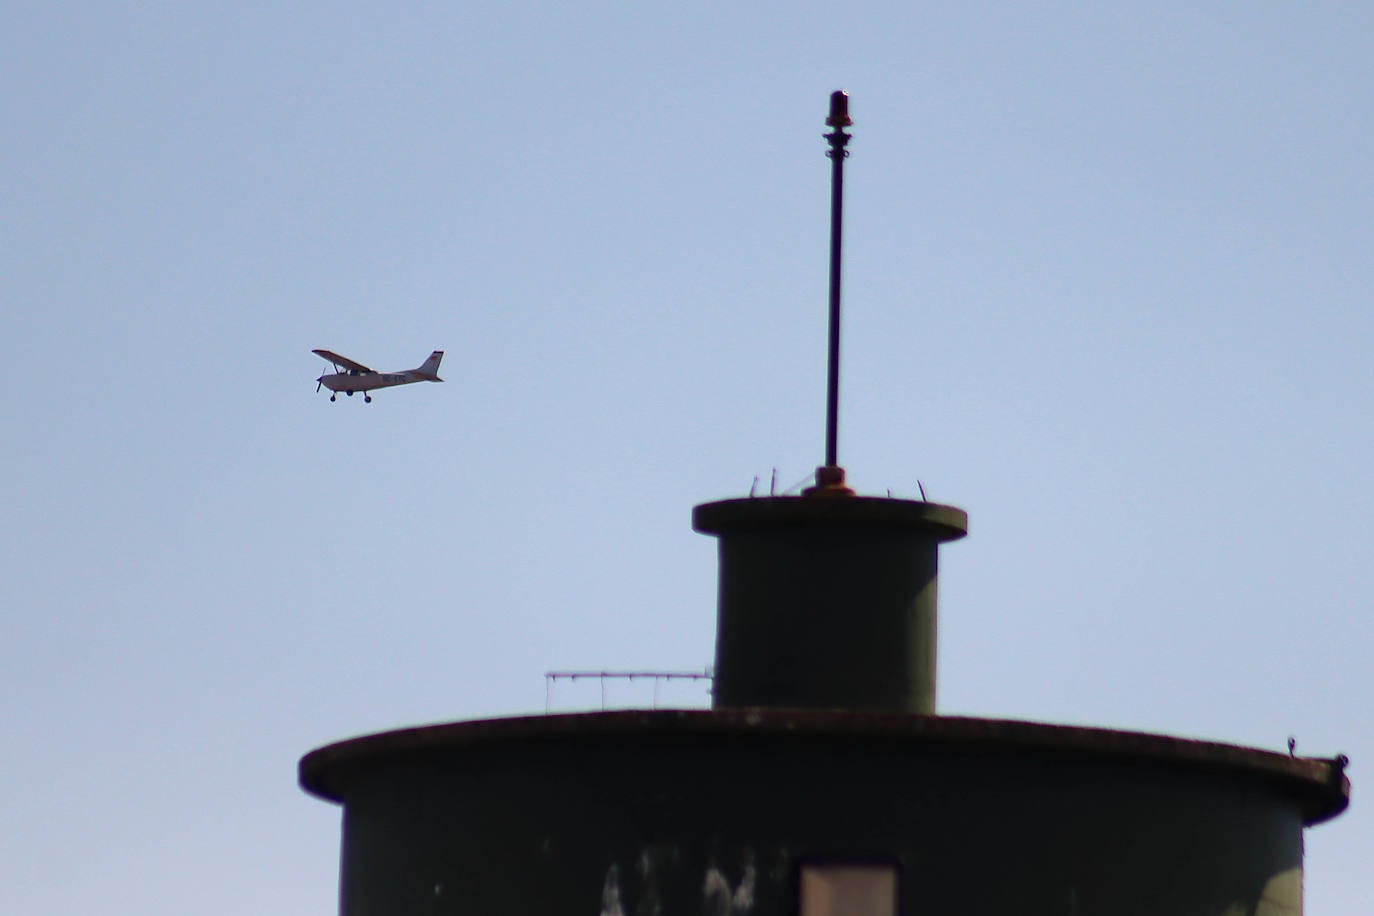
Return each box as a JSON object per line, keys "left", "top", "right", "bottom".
{"left": 300, "top": 93, "right": 1348, "bottom": 916}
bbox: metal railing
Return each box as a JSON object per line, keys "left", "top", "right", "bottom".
{"left": 544, "top": 668, "right": 714, "bottom": 712}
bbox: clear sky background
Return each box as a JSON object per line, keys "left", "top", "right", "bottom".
{"left": 3, "top": 3, "right": 1370, "bottom": 913}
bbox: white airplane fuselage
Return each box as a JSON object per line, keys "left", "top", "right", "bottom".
{"left": 313, "top": 349, "right": 444, "bottom": 401}
{"left": 318, "top": 370, "right": 431, "bottom": 394}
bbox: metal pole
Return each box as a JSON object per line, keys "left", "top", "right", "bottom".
{"left": 823, "top": 91, "right": 851, "bottom": 470}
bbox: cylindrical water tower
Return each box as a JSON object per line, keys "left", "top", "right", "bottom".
{"left": 300, "top": 94, "right": 1349, "bottom": 915}
{"left": 301, "top": 480, "right": 1348, "bottom": 914}
{"left": 694, "top": 496, "right": 966, "bottom": 714}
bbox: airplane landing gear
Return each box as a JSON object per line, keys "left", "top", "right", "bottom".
{"left": 329, "top": 394, "right": 337, "bottom": 402}
{"left": 364, "top": 394, "right": 372, "bottom": 403}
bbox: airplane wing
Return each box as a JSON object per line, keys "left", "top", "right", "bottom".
{"left": 312, "top": 349, "right": 376, "bottom": 374}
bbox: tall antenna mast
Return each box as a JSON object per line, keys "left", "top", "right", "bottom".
{"left": 810, "top": 90, "right": 855, "bottom": 497}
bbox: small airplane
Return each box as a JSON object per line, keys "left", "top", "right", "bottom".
{"left": 313, "top": 349, "right": 444, "bottom": 402}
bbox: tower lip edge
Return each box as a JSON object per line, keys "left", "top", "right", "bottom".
{"left": 693, "top": 495, "right": 967, "bottom": 541}
{"left": 298, "top": 709, "right": 1348, "bottom": 826}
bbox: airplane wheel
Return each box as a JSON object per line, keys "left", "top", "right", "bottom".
{"left": 364, "top": 395, "right": 372, "bottom": 403}
{"left": 330, "top": 395, "right": 336, "bottom": 402}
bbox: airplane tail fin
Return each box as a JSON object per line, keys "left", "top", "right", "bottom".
{"left": 415, "top": 350, "right": 444, "bottom": 381}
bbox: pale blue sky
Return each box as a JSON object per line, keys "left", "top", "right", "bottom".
{"left": 2, "top": 3, "right": 1370, "bottom": 913}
